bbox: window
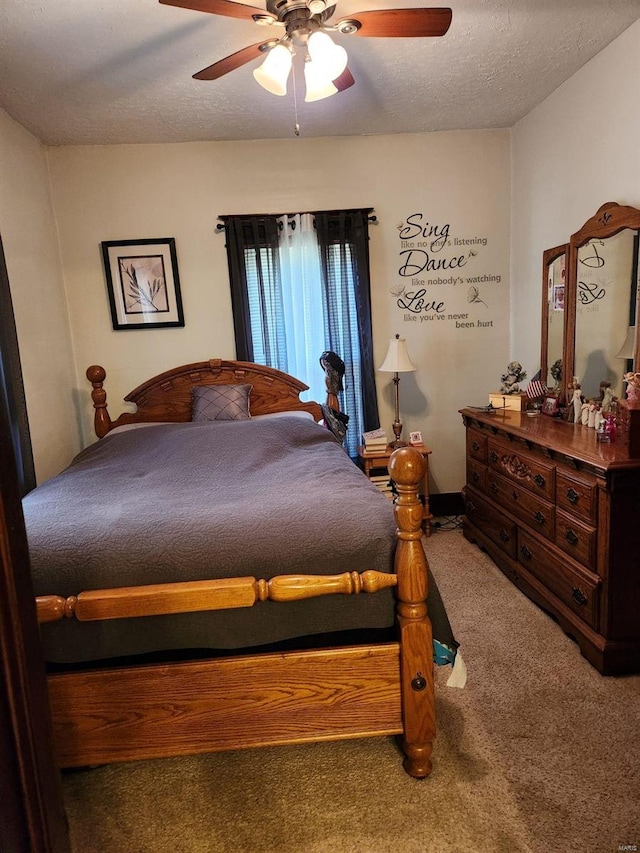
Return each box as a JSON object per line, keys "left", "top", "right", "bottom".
{"left": 225, "top": 209, "right": 379, "bottom": 457}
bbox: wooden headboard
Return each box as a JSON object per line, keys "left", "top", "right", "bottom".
{"left": 86, "top": 359, "right": 324, "bottom": 438}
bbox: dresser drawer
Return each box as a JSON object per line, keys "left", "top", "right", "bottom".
{"left": 555, "top": 509, "right": 597, "bottom": 571}
{"left": 556, "top": 472, "right": 597, "bottom": 524}
{"left": 486, "top": 472, "right": 555, "bottom": 541}
{"left": 467, "top": 428, "right": 487, "bottom": 463}
{"left": 464, "top": 486, "right": 517, "bottom": 559}
{"left": 487, "top": 439, "right": 555, "bottom": 502}
{"left": 467, "top": 458, "right": 487, "bottom": 492}
{"left": 517, "top": 530, "right": 600, "bottom": 629}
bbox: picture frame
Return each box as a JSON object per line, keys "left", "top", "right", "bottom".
{"left": 101, "top": 238, "right": 185, "bottom": 330}
{"left": 541, "top": 394, "right": 559, "bottom": 416}
{"left": 409, "top": 430, "right": 424, "bottom": 445}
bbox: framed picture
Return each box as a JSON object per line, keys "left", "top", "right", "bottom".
{"left": 409, "top": 430, "right": 424, "bottom": 445}
{"left": 101, "top": 238, "right": 185, "bottom": 330}
{"left": 542, "top": 394, "right": 559, "bottom": 416}
{"left": 552, "top": 283, "right": 565, "bottom": 311}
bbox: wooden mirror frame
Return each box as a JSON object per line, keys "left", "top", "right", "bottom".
{"left": 565, "top": 202, "right": 640, "bottom": 404}
{"left": 541, "top": 243, "right": 569, "bottom": 395}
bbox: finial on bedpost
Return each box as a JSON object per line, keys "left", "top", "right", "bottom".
{"left": 86, "top": 365, "right": 112, "bottom": 438}
{"left": 388, "top": 446, "right": 435, "bottom": 778}
{"left": 319, "top": 351, "right": 344, "bottom": 408}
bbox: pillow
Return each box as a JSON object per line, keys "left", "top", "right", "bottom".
{"left": 191, "top": 384, "right": 252, "bottom": 422}
{"left": 252, "top": 410, "right": 315, "bottom": 422}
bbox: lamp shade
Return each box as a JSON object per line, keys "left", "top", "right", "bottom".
{"left": 378, "top": 335, "right": 416, "bottom": 373}
{"left": 616, "top": 326, "right": 637, "bottom": 360}
{"left": 307, "top": 31, "right": 348, "bottom": 80}
{"left": 253, "top": 44, "right": 292, "bottom": 96}
{"left": 304, "top": 59, "right": 338, "bottom": 102}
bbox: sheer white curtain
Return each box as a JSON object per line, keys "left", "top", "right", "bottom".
{"left": 226, "top": 208, "right": 379, "bottom": 457}
{"left": 277, "top": 214, "right": 327, "bottom": 403}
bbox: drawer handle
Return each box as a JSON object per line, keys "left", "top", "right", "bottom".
{"left": 512, "top": 489, "right": 520, "bottom": 501}
{"left": 471, "top": 470, "right": 479, "bottom": 483}
{"left": 471, "top": 440, "right": 480, "bottom": 452}
{"left": 565, "top": 529, "right": 579, "bottom": 546}
{"left": 520, "top": 545, "right": 532, "bottom": 560}
{"left": 499, "top": 528, "right": 509, "bottom": 542}
{"left": 489, "top": 481, "right": 498, "bottom": 494}
{"left": 533, "top": 511, "right": 545, "bottom": 526}
{"left": 566, "top": 488, "right": 579, "bottom": 505}
{"left": 534, "top": 474, "right": 546, "bottom": 488}
{"left": 466, "top": 500, "right": 476, "bottom": 513}
{"left": 490, "top": 451, "right": 498, "bottom": 462}
{"left": 571, "top": 587, "right": 588, "bottom": 606}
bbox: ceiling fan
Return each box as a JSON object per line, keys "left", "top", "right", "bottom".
{"left": 160, "top": 0, "right": 452, "bottom": 102}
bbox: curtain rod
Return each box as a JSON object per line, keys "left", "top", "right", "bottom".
{"left": 216, "top": 209, "right": 377, "bottom": 231}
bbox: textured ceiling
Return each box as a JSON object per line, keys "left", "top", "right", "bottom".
{"left": 1, "top": 0, "right": 639, "bottom": 146}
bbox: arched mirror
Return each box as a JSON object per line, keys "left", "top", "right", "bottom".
{"left": 541, "top": 244, "right": 568, "bottom": 392}
{"left": 566, "top": 202, "right": 640, "bottom": 402}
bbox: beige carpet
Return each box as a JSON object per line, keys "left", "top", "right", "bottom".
{"left": 61, "top": 528, "right": 640, "bottom": 853}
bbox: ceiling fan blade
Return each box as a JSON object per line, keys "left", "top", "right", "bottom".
{"left": 337, "top": 8, "right": 452, "bottom": 38}
{"left": 160, "top": 0, "right": 266, "bottom": 22}
{"left": 193, "top": 41, "right": 271, "bottom": 80}
{"left": 334, "top": 67, "right": 355, "bottom": 93}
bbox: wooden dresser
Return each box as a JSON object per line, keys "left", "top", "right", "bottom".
{"left": 460, "top": 407, "right": 640, "bottom": 674}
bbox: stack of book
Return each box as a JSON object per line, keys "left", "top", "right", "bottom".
{"left": 369, "top": 472, "right": 394, "bottom": 500}
{"left": 362, "top": 428, "right": 388, "bottom": 452}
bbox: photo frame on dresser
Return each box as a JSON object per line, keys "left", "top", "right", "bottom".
{"left": 101, "top": 238, "right": 185, "bottom": 330}
{"left": 541, "top": 394, "right": 559, "bottom": 416}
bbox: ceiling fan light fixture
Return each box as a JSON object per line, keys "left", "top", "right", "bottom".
{"left": 307, "top": 31, "right": 348, "bottom": 79}
{"left": 304, "top": 58, "right": 338, "bottom": 102}
{"left": 253, "top": 44, "right": 293, "bottom": 96}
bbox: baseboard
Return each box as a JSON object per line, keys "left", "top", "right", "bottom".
{"left": 430, "top": 492, "right": 464, "bottom": 517}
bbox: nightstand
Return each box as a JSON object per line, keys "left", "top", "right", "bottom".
{"left": 357, "top": 443, "right": 433, "bottom": 536}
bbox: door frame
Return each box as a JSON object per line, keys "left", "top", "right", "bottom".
{"left": 0, "top": 393, "right": 70, "bottom": 852}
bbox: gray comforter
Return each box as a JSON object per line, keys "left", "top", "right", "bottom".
{"left": 24, "top": 417, "right": 398, "bottom": 662}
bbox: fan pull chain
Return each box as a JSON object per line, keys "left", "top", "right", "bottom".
{"left": 292, "top": 57, "right": 300, "bottom": 137}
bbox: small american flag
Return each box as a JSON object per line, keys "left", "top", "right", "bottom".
{"left": 526, "top": 370, "right": 547, "bottom": 399}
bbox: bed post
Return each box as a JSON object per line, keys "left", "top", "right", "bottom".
{"left": 389, "top": 446, "right": 435, "bottom": 778}
{"left": 86, "top": 365, "right": 112, "bottom": 438}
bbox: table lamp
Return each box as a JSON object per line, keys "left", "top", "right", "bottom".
{"left": 378, "top": 333, "right": 416, "bottom": 448}
{"left": 615, "top": 326, "right": 636, "bottom": 363}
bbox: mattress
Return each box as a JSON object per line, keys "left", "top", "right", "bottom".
{"left": 24, "top": 417, "right": 400, "bottom": 662}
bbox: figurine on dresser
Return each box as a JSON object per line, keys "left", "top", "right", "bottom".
{"left": 623, "top": 372, "right": 640, "bottom": 401}
{"left": 600, "top": 382, "right": 615, "bottom": 413}
{"left": 499, "top": 361, "right": 527, "bottom": 395}
{"left": 569, "top": 379, "right": 583, "bottom": 423}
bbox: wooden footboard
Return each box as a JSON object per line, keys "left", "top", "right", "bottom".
{"left": 48, "top": 645, "right": 403, "bottom": 767}
{"left": 390, "top": 447, "right": 436, "bottom": 778}
{"left": 42, "top": 446, "right": 436, "bottom": 777}
{"left": 37, "top": 571, "right": 398, "bottom": 624}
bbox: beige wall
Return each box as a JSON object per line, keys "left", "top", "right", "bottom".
{"left": 3, "top": 16, "right": 638, "bottom": 494}
{"left": 0, "top": 109, "right": 80, "bottom": 482}
{"left": 511, "top": 18, "right": 640, "bottom": 377}
{"left": 47, "top": 130, "right": 511, "bottom": 494}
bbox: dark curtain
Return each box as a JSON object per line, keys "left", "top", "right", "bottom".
{"left": 225, "top": 216, "right": 283, "bottom": 365}
{"left": 315, "top": 209, "right": 379, "bottom": 434}
{"left": 0, "top": 236, "right": 35, "bottom": 496}
{"left": 224, "top": 208, "right": 379, "bottom": 456}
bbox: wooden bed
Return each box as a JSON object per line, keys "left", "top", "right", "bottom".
{"left": 31, "top": 359, "right": 437, "bottom": 778}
